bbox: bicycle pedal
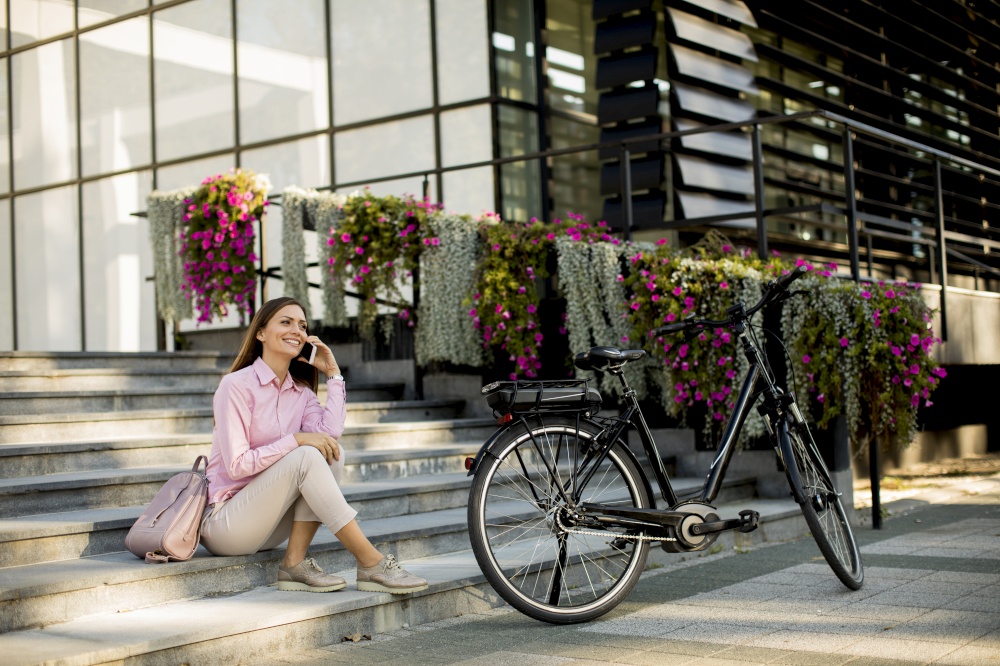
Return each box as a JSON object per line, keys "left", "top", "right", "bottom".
{"left": 738, "top": 509, "right": 760, "bottom": 533}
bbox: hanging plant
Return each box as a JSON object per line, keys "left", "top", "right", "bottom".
{"left": 281, "top": 187, "right": 348, "bottom": 321}
{"left": 178, "top": 169, "right": 270, "bottom": 324}
{"left": 415, "top": 211, "right": 484, "bottom": 367}
{"left": 147, "top": 186, "right": 196, "bottom": 322}
{"left": 468, "top": 213, "right": 614, "bottom": 379}
{"left": 622, "top": 233, "right": 776, "bottom": 443}
{"left": 556, "top": 235, "right": 647, "bottom": 398}
{"left": 321, "top": 191, "right": 437, "bottom": 340}
{"left": 782, "top": 270, "right": 944, "bottom": 448}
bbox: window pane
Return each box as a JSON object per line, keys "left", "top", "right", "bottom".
{"left": 0, "top": 200, "right": 11, "bottom": 350}
{"left": 0, "top": 60, "right": 8, "bottom": 194}
{"left": 443, "top": 167, "right": 494, "bottom": 217}
{"left": 14, "top": 187, "right": 81, "bottom": 351}
{"left": 242, "top": 135, "right": 330, "bottom": 278}
{"left": 155, "top": 152, "right": 235, "bottom": 190}
{"left": 436, "top": 0, "right": 489, "bottom": 105}
{"left": 440, "top": 104, "right": 492, "bottom": 167}
{"left": 336, "top": 175, "right": 436, "bottom": 202}
{"left": 79, "top": 0, "right": 148, "bottom": 29}
{"left": 237, "top": 0, "right": 328, "bottom": 144}
{"left": 498, "top": 105, "right": 540, "bottom": 221}
{"left": 550, "top": 116, "right": 601, "bottom": 222}
{"left": 153, "top": 0, "right": 234, "bottom": 162}
{"left": 332, "top": 0, "right": 433, "bottom": 125}
{"left": 335, "top": 116, "right": 435, "bottom": 184}
{"left": 439, "top": 104, "right": 494, "bottom": 215}
{"left": 82, "top": 171, "right": 155, "bottom": 351}
{"left": 493, "top": 0, "right": 536, "bottom": 104}
{"left": 546, "top": 0, "right": 597, "bottom": 117}
{"left": 12, "top": 39, "right": 77, "bottom": 190}
{"left": 11, "top": 0, "right": 74, "bottom": 48}
{"left": 0, "top": 1, "right": 8, "bottom": 51}
{"left": 80, "top": 17, "right": 152, "bottom": 177}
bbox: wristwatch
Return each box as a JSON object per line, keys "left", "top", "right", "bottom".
{"left": 330, "top": 373, "right": 344, "bottom": 381}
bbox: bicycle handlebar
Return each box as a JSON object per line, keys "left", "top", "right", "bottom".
{"left": 651, "top": 265, "right": 809, "bottom": 337}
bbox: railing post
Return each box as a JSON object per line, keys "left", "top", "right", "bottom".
{"left": 751, "top": 124, "right": 767, "bottom": 259}
{"left": 933, "top": 159, "right": 949, "bottom": 342}
{"left": 842, "top": 127, "right": 860, "bottom": 282}
{"left": 870, "top": 436, "right": 882, "bottom": 530}
{"left": 411, "top": 174, "right": 430, "bottom": 400}
{"left": 620, "top": 145, "right": 634, "bottom": 243}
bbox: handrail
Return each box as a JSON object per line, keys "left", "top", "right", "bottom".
{"left": 301, "top": 109, "right": 1000, "bottom": 193}
{"left": 137, "top": 106, "right": 998, "bottom": 351}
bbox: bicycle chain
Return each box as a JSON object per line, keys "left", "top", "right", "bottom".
{"left": 561, "top": 526, "right": 675, "bottom": 542}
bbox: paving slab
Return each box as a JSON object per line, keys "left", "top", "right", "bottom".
{"left": 287, "top": 475, "right": 1000, "bottom": 666}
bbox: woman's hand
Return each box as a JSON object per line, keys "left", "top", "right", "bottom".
{"left": 299, "top": 335, "right": 340, "bottom": 378}
{"left": 294, "top": 432, "right": 340, "bottom": 464}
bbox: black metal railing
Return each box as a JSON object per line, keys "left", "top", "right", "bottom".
{"left": 260, "top": 109, "right": 998, "bottom": 348}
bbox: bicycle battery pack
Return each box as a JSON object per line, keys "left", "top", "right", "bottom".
{"left": 482, "top": 379, "right": 602, "bottom": 414}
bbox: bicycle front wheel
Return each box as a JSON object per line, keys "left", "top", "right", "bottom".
{"left": 786, "top": 428, "right": 864, "bottom": 589}
{"left": 468, "top": 416, "right": 653, "bottom": 624}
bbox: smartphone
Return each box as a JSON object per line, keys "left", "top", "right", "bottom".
{"left": 297, "top": 341, "right": 317, "bottom": 365}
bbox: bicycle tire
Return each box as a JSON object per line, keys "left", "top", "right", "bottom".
{"left": 785, "top": 427, "right": 864, "bottom": 589}
{"left": 468, "top": 415, "right": 653, "bottom": 624}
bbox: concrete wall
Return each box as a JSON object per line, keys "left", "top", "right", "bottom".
{"left": 922, "top": 285, "right": 1000, "bottom": 365}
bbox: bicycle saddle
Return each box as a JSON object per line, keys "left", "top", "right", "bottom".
{"left": 574, "top": 346, "right": 646, "bottom": 371}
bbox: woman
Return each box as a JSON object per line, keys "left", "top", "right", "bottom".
{"left": 201, "top": 296, "right": 427, "bottom": 594}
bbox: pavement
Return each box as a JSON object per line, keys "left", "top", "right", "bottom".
{"left": 272, "top": 472, "right": 1000, "bottom": 666}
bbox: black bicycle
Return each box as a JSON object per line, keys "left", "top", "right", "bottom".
{"left": 465, "top": 265, "right": 863, "bottom": 624}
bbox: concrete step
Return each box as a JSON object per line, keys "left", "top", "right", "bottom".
{"left": 0, "top": 473, "right": 760, "bottom": 568}
{"left": 0, "top": 408, "right": 214, "bottom": 444}
{"left": 0, "top": 436, "right": 480, "bottom": 482}
{"left": 0, "top": 407, "right": 493, "bottom": 445}
{"left": 0, "top": 387, "right": 218, "bottom": 416}
{"left": 341, "top": 399, "right": 464, "bottom": 424}
{"left": 0, "top": 435, "right": 213, "bottom": 479}
{"left": 0, "top": 368, "right": 226, "bottom": 392}
{"left": 0, "top": 496, "right": 804, "bottom": 663}
{"left": 0, "top": 466, "right": 479, "bottom": 520}
{"left": 0, "top": 351, "right": 231, "bottom": 373}
{"left": 0, "top": 387, "right": 461, "bottom": 419}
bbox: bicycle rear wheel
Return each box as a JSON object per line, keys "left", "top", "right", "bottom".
{"left": 468, "top": 416, "right": 653, "bottom": 624}
{"left": 786, "top": 427, "right": 864, "bottom": 589}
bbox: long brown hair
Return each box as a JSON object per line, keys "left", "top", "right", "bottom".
{"left": 229, "top": 296, "right": 319, "bottom": 393}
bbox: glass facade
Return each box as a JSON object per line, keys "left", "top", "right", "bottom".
{"left": 0, "top": 0, "right": 503, "bottom": 351}
{"left": 3, "top": 0, "right": 993, "bottom": 351}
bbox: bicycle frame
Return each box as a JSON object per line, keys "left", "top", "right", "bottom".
{"left": 623, "top": 316, "right": 792, "bottom": 509}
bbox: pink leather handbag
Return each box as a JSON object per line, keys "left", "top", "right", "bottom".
{"left": 125, "top": 456, "right": 209, "bottom": 563}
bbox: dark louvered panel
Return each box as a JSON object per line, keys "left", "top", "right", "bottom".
{"left": 593, "top": 0, "right": 666, "bottom": 230}
{"left": 600, "top": 155, "right": 665, "bottom": 195}
{"left": 602, "top": 192, "right": 669, "bottom": 229}
{"left": 598, "top": 119, "right": 663, "bottom": 160}
{"left": 592, "top": 0, "right": 652, "bottom": 21}
{"left": 596, "top": 85, "right": 659, "bottom": 125}
{"left": 593, "top": 10, "right": 657, "bottom": 54}
{"left": 596, "top": 48, "right": 658, "bottom": 90}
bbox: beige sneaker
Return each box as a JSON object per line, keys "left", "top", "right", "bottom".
{"left": 356, "top": 554, "right": 428, "bottom": 594}
{"left": 277, "top": 558, "right": 347, "bottom": 592}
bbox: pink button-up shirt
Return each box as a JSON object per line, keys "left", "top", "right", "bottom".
{"left": 206, "top": 357, "right": 347, "bottom": 504}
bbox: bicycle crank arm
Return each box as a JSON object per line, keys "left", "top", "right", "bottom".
{"left": 688, "top": 510, "right": 760, "bottom": 536}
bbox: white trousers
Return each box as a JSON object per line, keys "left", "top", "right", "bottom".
{"left": 200, "top": 446, "right": 357, "bottom": 556}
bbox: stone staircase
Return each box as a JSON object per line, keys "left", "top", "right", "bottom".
{"left": 0, "top": 350, "right": 806, "bottom": 665}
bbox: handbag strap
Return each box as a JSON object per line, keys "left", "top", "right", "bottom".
{"left": 145, "top": 550, "right": 170, "bottom": 564}
{"left": 191, "top": 455, "right": 209, "bottom": 475}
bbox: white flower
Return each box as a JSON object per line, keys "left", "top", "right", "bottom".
{"left": 147, "top": 187, "right": 196, "bottom": 323}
